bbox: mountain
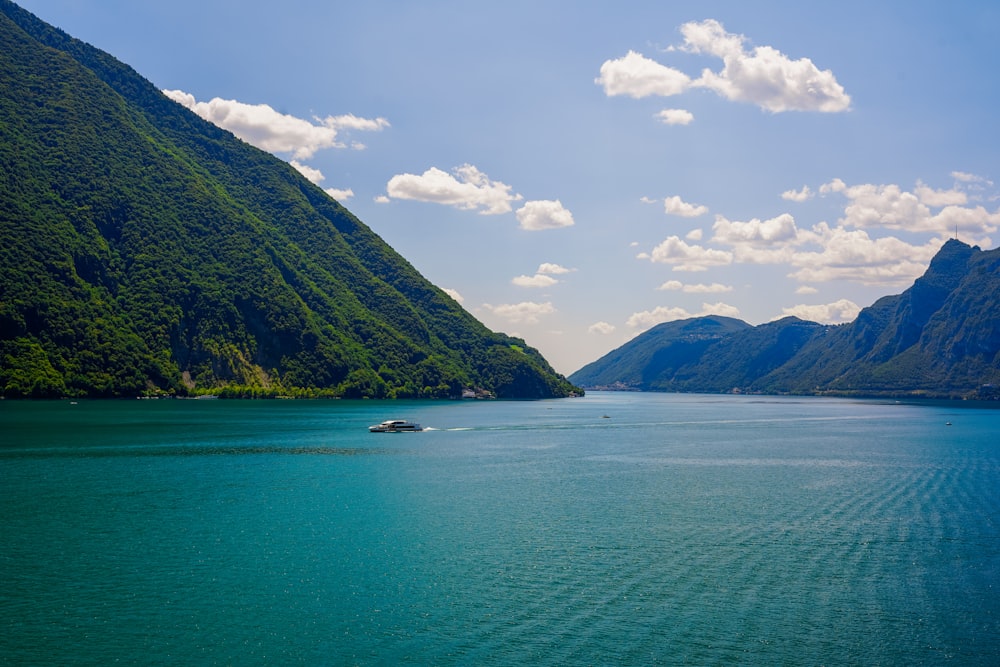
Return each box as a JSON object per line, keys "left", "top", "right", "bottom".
{"left": 569, "top": 316, "right": 751, "bottom": 391}
{"left": 0, "top": 1, "right": 580, "bottom": 399}
{"left": 570, "top": 240, "right": 1000, "bottom": 399}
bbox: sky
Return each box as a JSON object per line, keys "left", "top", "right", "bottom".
{"left": 16, "top": 0, "right": 1000, "bottom": 375}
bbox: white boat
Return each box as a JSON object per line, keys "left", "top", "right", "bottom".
{"left": 369, "top": 419, "right": 423, "bottom": 433}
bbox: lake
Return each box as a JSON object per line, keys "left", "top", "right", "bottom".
{"left": 2, "top": 392, "right": 999, "bottom": 665}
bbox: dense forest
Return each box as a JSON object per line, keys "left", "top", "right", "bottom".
{"left": 0, "top": 1, "right": 581, "bottom": 399}
{"left": 570, "top": 239, "right": 1000, "bottom": 400}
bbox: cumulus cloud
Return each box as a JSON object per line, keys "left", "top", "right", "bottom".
{"left": 795, "top": 285, "right": 819, "bottom": 295}
{"left": 680, "top": 19, "right": 851, "bottom": 113}
{"left": 626, "top": 302, "right": 741, "bottom": 329}
{"left": 952, "top": 171, "right": 993, "bottom": 186}
{"left": 163, "top": 90, "right": 389, "bottom": 159}
{"left": 516, "top": 200, "right": 575, "bottom": 230}
{"left": 838, "top": 183, "right": 930, "bottom": 230}
{"left": 595, "top": 50, "right": 691, "bottom": 98}
{"left": 657, "top": 280, "right": 733, "bottom": 293}
{"left": 324, "top": 187, "right": 354, "bottom": 201}
{"left": 512, "top": 274, "right": 559, "bottom": 288}
{"left": 645, "top": 176, "right": 997, "bottom": 288}
{"left": 512, "top": 263, "right": 573, "bottom": 288}
{"left": 712, "top": 213, "right": 799, "bottom": 245}
{"left": 819, "top": 178, "right": 847, "bottom": 195}
{"left": 640, "top": 174, "right": 996, "bottom": 300}
{"left": 480, "top": 301, "right": 555, "bottom": 324}
{"left": 656, "top": 109, "right": 695, "bottom": 125}
{"left": 596, "top": 20, "right": 850, "bottom": 114}
{"left": 292, "top": 161, "right": 358, "bottom": 202}
{"left": 821, "top": 177, "right": 1000, "bottom": 235}
{"left": 915, "top": 181, "right": 967, "bottom": 207}
{"left": 443, "top": 288, "right": 464, "bottom": 303}
{"left": 290, "top": 160, "right": 325, "bottom": 184}
{"left": 780, "top": 299, "right": 860, "bottom": 324}
{"left": 588, "top": 321, "right": 616, "bottom": 335}
{"left": 664, "top": 195, "right": 709, "bottom": 218}
{"left": 782, "top": 185, "right": 813, "bottom": 202}
{"left": 537, "top": 263, "right": 574, "bottom": 275}
{"left": 644, "top": 236, "right": 733, "bottom": 271}
{"left": 788, "top": 224, "right": 943, "bottom": 285}
{"left": 291, "top": 161, "right": 353, "bottom": 201}
{"left": 386, "top": 164, "right": 521, "bottom": 215}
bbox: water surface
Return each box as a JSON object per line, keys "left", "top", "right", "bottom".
{"left": 2, "top": 393, "right": 998, "bottom": 664}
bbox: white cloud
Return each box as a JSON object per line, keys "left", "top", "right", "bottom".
{"left": 819, "top": 178, "right": 847, "bottom": 195}
{"left": 952, "top": 171, "right": 993, "bottom": 186}
{"left": 512, "top": 274, "right": 559, "bottom": 288}
{"left": 782, "top": 185, "right": 813, "bottom": 202}
{"left": 680, "top": 19, "right": 851, "bottom": 113}
{"left": 795, "top": 285, "right": 819, "bottom": 295}
{"left": 656, "top": 109, "right": 694, "bottom": 125}
{"left": 646, "top": 236, "right": 733, "bottom": 271}
{"left": 588, "top": 321, "right": 616, "bottom": 335}
{"left": 657, "top": 280, "right": 732, "bottom": 293}
{"left": 374, "top": 195, "right": 390, "bottom": 204}
{"left": 915, "top": 181, "right": 967, "bottom": 207}
{"left": 685, "top": 228, "right": 704, "bottom": 241}
{"left": 386, "top": 164, "right": 521, "bottom": 215}
{"left": 789, "top": 224, "right": 943, "bottom": 285}
{"left": 323, "top": 113, "right": 391, "bottom": 133}
{"left": 596, "top": 20, "right": 850, "bottom": 114}
{"left": 537, "top": 263, "right": 573, "bottom": 275}
{"left": 780, "top": 299, "right": 860, "bottom": 324}
{"left": 162, "top": 90, "right": 388, "bottom": 159}
{"left": 595, "top": 50, "right": 691, "bottom": 98}
{"left": 290, "top": 161, "right": 352, "bottom": 200}
{"left": 824, "top": 179, "right": 1000, "bottom": 235}
{"left": 839, "top": 183, "right": 930, "bottom": 230}
{"left": 933, "top": 205, "right": 1000, "bottom": 237}
{"left": 712, "top": 213, "right": 799, "bottom": 245}
{"left": 516, "top": 200, "right": 575, "bottom": 230}
{"left": 640, "top": 175, "right": 998, "bottom": 298}
{"left": 443, "top": 288, "right": 464, "bottom": 303}
{"left": 324, "top": 187, "right": 354, "bottom": 201}
{"left": 481, "top": 301, "right": 555, "bottom": 324}
{"left": 626, "top": 302, "right": 741, "bottom": 329}
{"left": 290, "top": 160, "right": 325, "bottom": 184}
{"left": 642, "top": 174, "right": 996, "bottom": 290}
{"left": 664, "top": 195, "right": 708, "bottom": 218}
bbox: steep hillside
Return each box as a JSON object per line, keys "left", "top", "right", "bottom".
{"left": 0, "top": 1, "right": 580, "bottom": 399}
{"left": 569, "top": 317, "right": 750, "bottom": 390}
{"left": 570, "top": 240, "right": 999, "bottom": 399}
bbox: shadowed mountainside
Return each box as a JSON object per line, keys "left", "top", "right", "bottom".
{"left": 570, "top": 239, "right": 999, "bottom": 399}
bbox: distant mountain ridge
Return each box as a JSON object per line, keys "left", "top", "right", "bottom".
{"left": 570, "top": 239, "right": 1000, "bottom": 399}
{"left": 0, "top": 1, "right": 580, "bottom": 399}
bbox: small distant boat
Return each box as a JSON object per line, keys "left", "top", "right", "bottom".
{"left": 369, "top": 419, "right": 423, "bottom": 433}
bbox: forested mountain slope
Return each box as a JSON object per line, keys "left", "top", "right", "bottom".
{"left": 0, "top": 1, "right": 580, "bottom": 399}
{"left": 570, "top": 240, "right": 999, "bottom": 399}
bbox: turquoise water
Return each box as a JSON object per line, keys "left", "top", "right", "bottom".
{"left": 2, "top": 393, "right": 999, "bottom": 665}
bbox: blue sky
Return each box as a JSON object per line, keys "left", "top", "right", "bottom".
{"left": 18, "top": 1, "right": 1000, "bottom": 374}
